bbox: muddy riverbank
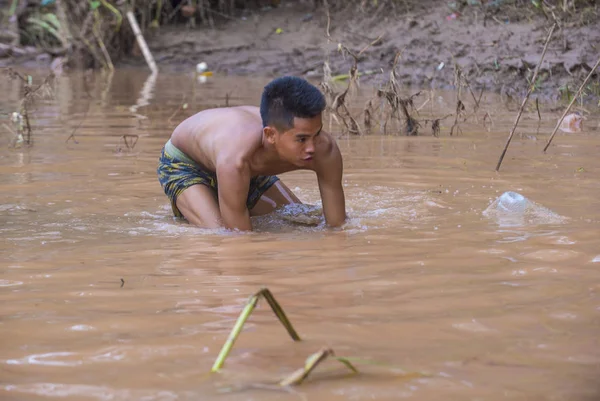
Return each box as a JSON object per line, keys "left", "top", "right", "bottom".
{"left": 121, "top": 1, "right": 600, "bottom": 101}
{"left": 2, "top": 1, "right": 599, "bottom": 102}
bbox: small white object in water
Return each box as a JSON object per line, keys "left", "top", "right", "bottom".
{"left": 196, "top": 62, "right": 208, "bottom": 73}
{"left": 70, "top": 325, "right": 95, "bottom": 331}
{"left": 592, "top": 255, "right": 600, "bottom": 263}
{"left": 197, "top": 75, "right": 207, "bottom": 84}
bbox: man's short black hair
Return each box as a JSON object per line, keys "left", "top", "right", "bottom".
{"left": 260, "top": 76, "right": 326, "bottom": 130}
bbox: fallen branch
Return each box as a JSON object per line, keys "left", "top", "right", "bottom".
{"left": 543, "top": 55, "right": 600, "bottom": 153}
{"left": 496, "top": 23, "right": 556, "bottom": 171}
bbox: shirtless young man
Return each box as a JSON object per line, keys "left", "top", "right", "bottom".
{"left": 157, "top": 76, "right": 346, "bottom": 231}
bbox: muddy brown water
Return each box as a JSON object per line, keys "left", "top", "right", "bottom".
{"left": 1, "top": 70, "right": 599, "bottom": 401}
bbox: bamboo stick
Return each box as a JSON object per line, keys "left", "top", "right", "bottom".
{"left": 495, "top": 23, "right": 555, "bottom": 171}
{"left": 126, "top": 10, "right": 158, "bottom": 74}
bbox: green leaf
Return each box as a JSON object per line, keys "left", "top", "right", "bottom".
{"left": 41, "top": 13, "right": 61, "bottom": 30}
{"left": 26, "top": 16, "right": 61, "bottom": 42}
{"left": 89, "top": 0, "right": 101, "bottom": 10}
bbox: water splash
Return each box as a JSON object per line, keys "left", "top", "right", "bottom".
{"left": 483, "top": 191, "right": 566, "bottom": 227}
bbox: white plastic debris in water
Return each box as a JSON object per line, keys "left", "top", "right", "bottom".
{"left": 483, "top": 191, "right": 565, "bottom": 227}
{"left": 196, "top": 62, "right": 208, "bottom": 73}
{"left": 496, "top": 191, "right": 527, "bottom": 214}
{"left": 559, "top": 112, "right": 585, "bottom": 133}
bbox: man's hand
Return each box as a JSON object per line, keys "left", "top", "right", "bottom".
{"left": 216, "top": 159, "right": 253, "bottom": 231}
{"left": 316, "top": 141, "right": 346, "bottom": 228}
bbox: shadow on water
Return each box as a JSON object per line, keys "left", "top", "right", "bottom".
{"left": 1, "top": 68, "right": 600, "bottom": 401}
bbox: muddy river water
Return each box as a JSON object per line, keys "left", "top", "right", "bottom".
{"left": 1, "top": 70, "right": 599, "bottom": 401}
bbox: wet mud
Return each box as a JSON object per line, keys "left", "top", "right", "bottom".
{"left": 133, "top": 2, "right": 600, "bottom": 100}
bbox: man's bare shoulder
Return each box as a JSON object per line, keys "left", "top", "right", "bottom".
{"left": 185, "top": 105, "right": 259, "bottom": 124}
{"left": 313, "top": 132, "right": 342, "bottom": 174}
{"left": 318, "top": 132, "right": 341, "bottom": 160}
{"left": 171, "top": 106, "right": 263, "bottom": 170}
{"left": 211, "top": 107, "right": 263, "bottom": 160}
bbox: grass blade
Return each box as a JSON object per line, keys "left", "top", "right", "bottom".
{"left": 334, "top": 356, "right": 359, "bottom": 374}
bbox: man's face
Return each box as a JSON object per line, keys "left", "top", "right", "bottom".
{"left": 266, "top": 115, "right": 323, "bottom": 167}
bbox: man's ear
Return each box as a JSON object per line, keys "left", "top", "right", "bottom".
{"left": 263, "top": 126, "right": 278, "bottom": 144}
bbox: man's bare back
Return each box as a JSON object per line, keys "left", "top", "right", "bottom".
{"left": 157, "top": 76, "right": 346, "bottom": 231}
{"left": 171, "top": 106, "right": 336, "bottom": 176}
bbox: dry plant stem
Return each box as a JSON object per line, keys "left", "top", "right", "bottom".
{"left": 5, "top": 69, "right": 55, "bottom": 146}
{"left": 120, "top": 134, "right": 139, "bottom": 150}
{"left": 92, "top": 21, "right": 114, "bottom": 71}
{"left": 168, "top": 95, "right": 187, "bottom": 123}
{"left": 211, "top": 288, "right": 301, "bottom": 373}
{"left": 278, "top": 348, "right": 358, "bottom": 387}
{"left": 483, "top": 111, "right": 494, "bottom": 131}
{"left": 495, "top": 23, "right": 556, "bottom": 172}
{"left": 321, "top": 9, "right": 382, "bottom": 136}
{"left": 543, "top": 56, "right": 600, "bottom": 153}
{"left": 65, "top": 109, "right": 88, "bottom": 144}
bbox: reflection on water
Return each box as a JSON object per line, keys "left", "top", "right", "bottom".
{"left": 1, "top": 69, "right": 600, "bottom": 401}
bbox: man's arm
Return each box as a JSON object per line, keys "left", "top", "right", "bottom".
{"left": 316, "top": 141, "right": 346, "bottom": 228}
{"left": 216, "top": 159, "right": 253, "bottom": 231}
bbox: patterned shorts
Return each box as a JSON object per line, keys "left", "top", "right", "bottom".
{"left": 157, "top": 139, "right": 279, "bottom": 217}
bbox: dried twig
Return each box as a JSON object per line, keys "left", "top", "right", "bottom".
{"left": 483, "top": 111, "right": 494, "bottom": 131}
{"left": 450, "top": 63, "right": 469, "bottom": 135}
{"left": 66, "top": 74, "right": 93, "bottom": 144}
{"left": 320, "top": 8, "right": 384, "bottom": 136}
{"left": 423, "top": 114, "right": 452, "bottom": 137}
{"left": 496, "top": 23, "right": 556, "bottom": 171}
{"left": 168, "top": 95, "right": 188, "bottom": 124}
{"left": 3, "top": 68, "right": 55, "bottom": 146}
